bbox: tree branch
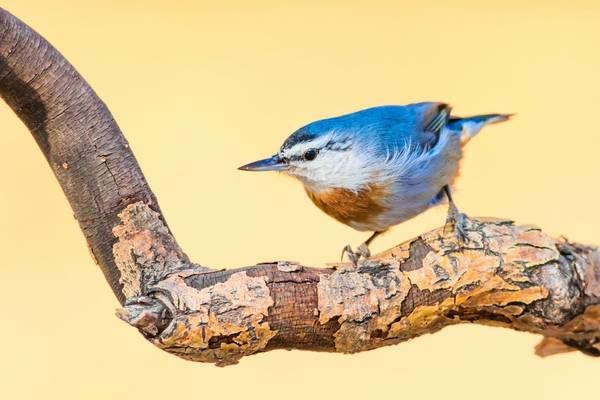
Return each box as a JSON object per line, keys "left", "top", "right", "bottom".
{"left": 0, "top": 6, "right": 176, "bottom": 302}
{"left": 1, "top": 7, "right": 599, "bottom": 366}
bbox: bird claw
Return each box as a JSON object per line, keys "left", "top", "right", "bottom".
{"left": 356, "top": 243, "right": 371, "bottom": 259}
{"left": 341, "top": 243, "right": 371, "bottom": 268}
{"left": 444, "top": 204, "right": 469, "bottom": 243}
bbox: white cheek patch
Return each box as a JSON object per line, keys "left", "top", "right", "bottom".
{"left": 295, "top": 146, "right": 380, "bottom": 193}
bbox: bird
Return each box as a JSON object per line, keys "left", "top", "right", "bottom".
{"left": 239, "top": 102, "right": 511, "bottom": 265}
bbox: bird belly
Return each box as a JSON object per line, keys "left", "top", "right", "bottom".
{"left": 372, "top": 144, "right": 462, "bottom": 230}
{"left": 304, "top": 165, "right": 459, "bottom": 232}
{"left": 305, "top": 185, "right": 390, "bottom": 232}
{"left": 304, "top": 129, "right": 463, "bottom": 232}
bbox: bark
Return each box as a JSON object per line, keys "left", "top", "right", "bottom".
{"left": 0, "top": 6, "right": 174, "bottom": 303}
{"left": 1, "top": 7, "right": 599, "bottom": 366}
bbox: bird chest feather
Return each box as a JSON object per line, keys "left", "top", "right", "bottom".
{"left": 305, "top": 185, "right": 389, "bottom": 228}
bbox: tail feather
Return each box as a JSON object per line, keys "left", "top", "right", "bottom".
{"left": 447, "top": 113, "right": 513, "bottom": 144}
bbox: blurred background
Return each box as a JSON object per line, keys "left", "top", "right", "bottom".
{"left": 1, "top": 0, "right": 599, "bottom": 399}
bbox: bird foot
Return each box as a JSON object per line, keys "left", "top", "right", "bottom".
{"left": 444, "top": 204, "right": 469, "bottom": 243}
{"left": 341, "top": 243, "right": 371, "bottom": 268}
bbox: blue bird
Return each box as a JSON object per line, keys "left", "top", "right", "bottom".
{"left": 239, "top": 102, "right": 511, "bottom": 265}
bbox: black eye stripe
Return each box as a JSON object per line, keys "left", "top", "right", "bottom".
{"left": 279, "top": 138, "right": 351, "bottom": 162}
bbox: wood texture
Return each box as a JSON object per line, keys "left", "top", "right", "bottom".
{"left": 1, "top": 7, "right": 599, "bottom": 366}
{"left": 0, "top": 7, "right": 174, "bottom": 303}
{"left": 113, "top": 203, "right": 600, "bottom": 365}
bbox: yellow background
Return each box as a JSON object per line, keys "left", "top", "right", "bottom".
{"left": 1, "top": 0, "right": 598, "bottom": 399}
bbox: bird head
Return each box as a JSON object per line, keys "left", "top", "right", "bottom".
{"left": 239, "top": 123, "right": 374, "bottom": 193}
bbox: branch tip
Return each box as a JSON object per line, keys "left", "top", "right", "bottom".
{"left": 116, "top": 296, "right": 169, "bottom": 336}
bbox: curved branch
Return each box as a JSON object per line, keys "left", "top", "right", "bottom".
{"left": 0, "top": 7, "right": 178, "bottom": 302}
{"left": 1, "top": 7, "right": 599, "bottom": 366}
{"left": 113, "top": 203, "right": 600, "bottom": 365}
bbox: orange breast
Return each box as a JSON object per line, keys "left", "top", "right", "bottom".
{"left": 305, "top": 185, "right": 389, "bottom": 227}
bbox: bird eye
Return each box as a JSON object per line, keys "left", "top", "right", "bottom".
{"left": 303, "top": 149, "right": 318, "bottom": 161}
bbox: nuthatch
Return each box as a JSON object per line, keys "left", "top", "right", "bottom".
{"left": 240, "top": 102, "right": 510, "bottom": 265}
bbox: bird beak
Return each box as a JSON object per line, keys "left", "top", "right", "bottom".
{"left": 238, "top": 154, "right": 288, "bottom": 171}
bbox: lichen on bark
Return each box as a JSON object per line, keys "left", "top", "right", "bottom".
{"left": 111, "top": 215, "right": 600, "bottom": 365}
{"left": 315, "top": 218, "right": 585, "bottom": 354}
{"left": 150, "top": 270, "right": 276, "bottom": 366}
{"left": 112, "top": 201, "right": 206, "bottom": 298}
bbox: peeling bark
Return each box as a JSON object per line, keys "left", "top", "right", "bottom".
{"left": 0, "top": 7, "right": 166, "bottom": 303}
{"left": 113, "top": 203, "right": 600, "bottom": 365}
{"left": 1, "top": 7, "right": 599, "bottom": 366}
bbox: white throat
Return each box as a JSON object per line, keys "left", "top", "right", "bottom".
{"left": 288, "top": 148, "right": 382, "bottom": 194}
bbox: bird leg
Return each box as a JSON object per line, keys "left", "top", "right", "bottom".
{"left": 443, "top": 185, "right": 468, "bottom": 242}
{"left": 341, "top": 230, "right": 384, "bottom": 267}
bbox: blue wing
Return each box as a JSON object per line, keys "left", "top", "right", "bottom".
{"left": 301, "top": 102, "right": 451, "bottom": 153}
